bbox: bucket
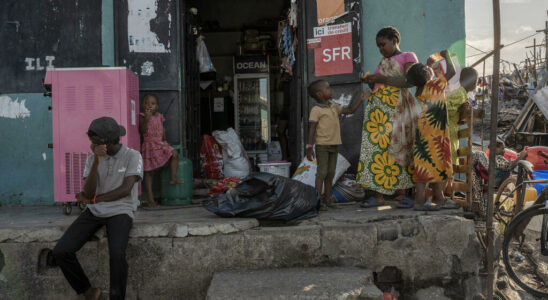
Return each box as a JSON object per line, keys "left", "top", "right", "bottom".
{"left": 161, "top": 146, "right": 194, "bottom": 205}
{"left": 532, "top": 170, "right": 548, "bottom": 196}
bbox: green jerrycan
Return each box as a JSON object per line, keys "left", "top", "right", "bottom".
{"left": 160, "top": 145, "right": 193, "bottom": 205}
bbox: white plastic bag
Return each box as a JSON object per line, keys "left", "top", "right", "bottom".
{"left": 212, "top": 128, "right": 250, "bottom": 178}
{"left": 292, "top": 152, "right": 350, "bottom": 188}
{"left": 267, "top": 141, "right": 283, "bottom": 161}
{"left": 196, "top": 35, "right": 216, "bottom": 73}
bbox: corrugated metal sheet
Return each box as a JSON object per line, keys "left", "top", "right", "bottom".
{"left": 533, "top": 86, "right": 548, "bottom": 121}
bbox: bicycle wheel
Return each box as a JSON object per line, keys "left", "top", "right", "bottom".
{"left": 495, "top": 176, "right": 517, "bottom": 228}
{"left": 502, "top": 204, "right": 548, "bottom": 297}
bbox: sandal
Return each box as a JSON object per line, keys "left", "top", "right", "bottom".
{"left": 319, "top": 203, "right": 328, "bottom": 211}
{"left": 396, "top": 197, "right": 414, "bottom": 209}
{"left": 414, "top": 201, "right": 440, "bottom": 211}
{"left": 440, "top": 199, "right": 460, "bottom": 209}
{"left": 359, "top": 196, "right": 384, "bottom": 208}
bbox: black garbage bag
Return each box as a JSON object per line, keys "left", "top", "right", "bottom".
{"left": 203, "top": 172, "right": 320, "bottom": 221}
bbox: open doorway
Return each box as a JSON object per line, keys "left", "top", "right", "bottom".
{"left": 183, "top": 0, "right": 303, "bottom": 173}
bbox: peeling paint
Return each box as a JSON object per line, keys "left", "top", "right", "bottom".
{"left": 0, "top": 96, "right": 31, "bottom": 119}
{"left": 128, "top": 0, "right": 171, "bottom": 53}
{"left": 42, "top": 153, "right": 47, "bottom": 161}
{"left": 141, "top": 61, "right": 155, "bottom": 76}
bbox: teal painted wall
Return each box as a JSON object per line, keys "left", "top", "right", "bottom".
{"left": 0, "top": 94, "right": 53, "bottom": 206}
{"left": 102, "top": 0, "right": 115, "bottom": 67}
{"left": 0, "top": 0, "right": 112, "bottom": 206}
{"left": 362, "top": 0, "right": 465, "bottom": 73}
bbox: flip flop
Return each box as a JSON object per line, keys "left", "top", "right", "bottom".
{"left": 359, "top": 196, "right": 384, "bottom": 208}
{"left": 396, "top": 197, "right": 414, "bottom": 209}
{"left": 319, "top": 203, "right": 328, "bottom": 211}
{"left": 440, "top": 199, "right": 460, "bottom": 209}
{"left": 414, "top": 202, "right": 440, "bottom": 211}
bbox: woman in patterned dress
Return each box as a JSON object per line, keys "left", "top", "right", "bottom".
{"left": 356, "top": 27, "right": 418, "bottom": 208}
{"left": 406, "top": 50, "right": 459, "bottom": 211}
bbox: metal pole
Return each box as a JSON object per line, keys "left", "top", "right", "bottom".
{"left": 481, "top": 61, "right": 486, "bottom": 152}
{"left": 545, "top": 18, "right": 548, "bottom": 75}
{"left": 486, "top": 0, "right": 501, "bottom": 299}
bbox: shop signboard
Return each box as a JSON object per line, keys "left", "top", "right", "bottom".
{"left": 316, "top": 0, "right": 345, "bottom": 26}
{"left": 234, "top": 56, "right": 269, "bottom": 74}
{"left": 312, "top": 23, "right": 353, "bottom": 77}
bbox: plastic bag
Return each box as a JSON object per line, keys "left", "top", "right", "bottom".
{"left": 212, "top": 128, "right": 251, "bottom": 178}
{"left": 292, "top": 153, "right": 351, "bottom": 188}
{"left": 200, "top": 135, "right": 224, "bottom": 179}
{"left": 203, "top": 172, "right": 320, "bottom": 221}
{"left": 196, "top": 36, "right": 216, "bottom": 73}
{"left": 332, "top": 176, "right": 365, "bottom": 203}
{"left": 207, "top": 177, "right": 241, "bottom": 197}
{"left": 267, "top": 141, "right": 283, "bottom": 161}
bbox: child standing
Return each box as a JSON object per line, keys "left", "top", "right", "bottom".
{"left": 139, "top": 94, "right": 184, "bottom": 207}
{"left": 306, "top": 80, "right": 369, "bottom": 210}
{"left": 406, "top": 50, "right": 458, "bottom": 211}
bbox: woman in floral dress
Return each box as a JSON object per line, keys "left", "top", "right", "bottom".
{"left": 356, "top": 27, "right": 418, "bottom": 208}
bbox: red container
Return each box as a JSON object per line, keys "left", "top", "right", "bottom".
{"left": 524, "top": 146, "right": 548, "bottom": 170}
{"left": 485, "top": 148, "right": 518, "bottom": 161}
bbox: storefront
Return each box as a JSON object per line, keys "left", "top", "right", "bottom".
{"left": 0, "top": 0, "right": 466, "bottom": 205}
{"left": 182, "top": 0, "right": 364, "bottom": 173}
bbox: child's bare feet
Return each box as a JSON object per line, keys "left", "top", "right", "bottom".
{"left": 169, "top": 178, "right": 184, "bottom": 185}
{"left": 145, "top": 200, "right": 158, "bottom": 208}
{"left": 84, "top": 287, "right": 101, "bottom": 300}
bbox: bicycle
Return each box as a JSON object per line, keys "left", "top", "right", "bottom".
{"left": 502, "top": 183, "right": 548, "bottom": 297}
{"left": 494, "top": 160, "right": 535, "bottom": 230}
{"left": 502, "top": 152, "right": 548, "bottom": 297}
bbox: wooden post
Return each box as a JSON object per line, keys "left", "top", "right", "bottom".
{"left": 513, "top": 63, "right": 525, "bottom": 85}
{"left": 486, "top": 0, "right": 501, "bottom": 299}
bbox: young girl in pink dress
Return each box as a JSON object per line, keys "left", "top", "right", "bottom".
{"left": 139, "top": 94, "right": 184, "bottom": 207}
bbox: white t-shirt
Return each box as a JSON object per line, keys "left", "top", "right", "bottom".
{"left": 83, "top": 145, "right": 143, "bottom": 219}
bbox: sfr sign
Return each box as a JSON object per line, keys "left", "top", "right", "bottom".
{"left": 313, "top": 23, "right": 353, "bottom": 77}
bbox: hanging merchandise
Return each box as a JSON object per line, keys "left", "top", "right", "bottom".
{"left": 278, "top": 21, "right": 296, "bottom": 75}
{"left": 288, "top": 0, "right": 298, "bottom": 28}
{"left": 196, "top": 35, "right": 216, "bottom": 73}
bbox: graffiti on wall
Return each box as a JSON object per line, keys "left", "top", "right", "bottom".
{"left": 128, "top": 0, "right": 172, "bottom": 53}
{"left": 24, "top": 56, "right": 55, "bottom": 71}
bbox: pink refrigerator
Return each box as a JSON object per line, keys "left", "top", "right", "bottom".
{"left": 44, "top": 67, "right": 140, "bottom": 214}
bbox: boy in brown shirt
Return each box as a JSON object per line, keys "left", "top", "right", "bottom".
{"left": 306, "top": 80, "right": 369, "bottom": 210}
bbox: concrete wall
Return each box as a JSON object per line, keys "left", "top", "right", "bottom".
{"left": 0, "top": 213, "right": 483, "bottom": 299}
{"left": 362, "top": 0, "right": 466, "bottom": 73}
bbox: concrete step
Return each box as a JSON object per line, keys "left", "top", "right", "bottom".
{"left": 206, "top": 267, "right": 383, "bottom": 300}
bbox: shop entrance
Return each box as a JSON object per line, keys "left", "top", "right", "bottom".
{"left": 183, "top": 0, "right": 304, "bottom": 174}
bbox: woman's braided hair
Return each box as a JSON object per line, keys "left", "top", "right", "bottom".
{"left": 376, "top": 26, "right": 401, "bottom": 45}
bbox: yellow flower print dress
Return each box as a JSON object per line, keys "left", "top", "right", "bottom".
{"left": 356, "top": 52, "right": 417, "bottom": 195}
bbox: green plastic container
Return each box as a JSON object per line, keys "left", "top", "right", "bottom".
{"left": 160, "top": 146, "right": 193, "bottom": 205}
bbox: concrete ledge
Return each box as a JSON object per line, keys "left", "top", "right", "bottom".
{"left": 206, "top": 267, "right": 383, "bottom": 300}
{"left": 0, "top": 205, "right": 483, "bottom": 299}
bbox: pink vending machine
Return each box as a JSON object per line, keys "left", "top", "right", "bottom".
{"left": 44, "top": 67, "right": 140, "bottom": 215}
